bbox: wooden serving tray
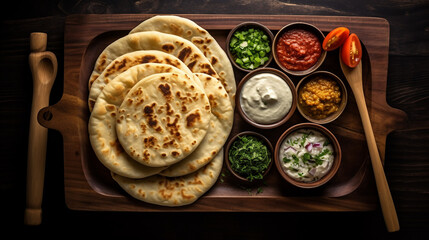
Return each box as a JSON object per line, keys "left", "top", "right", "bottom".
{"left": 39, "top": 14, "right": 407, "bottom": 212}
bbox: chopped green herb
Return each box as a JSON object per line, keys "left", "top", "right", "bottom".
{"left": 289, "top": 167, "right": 299, "bottom": 172}
{"left": 302, "top": 152, "right": 311, "bottom": 163}
{"left": 229, "top": 28, "right": 271, "bottom": 70}
{"left": 228, "top": 135, "right": 271, "bottom": 182}
{"left": 282, "top": 157, "right": 291, "bottom": 163}
{"left": 292, "top": 154, "right": 300, "bottom": 165}
{"left": 300, "top": 132, "right": 311, "bottom": 147}
{"left": 314, "top": 149, "right": 331, "bottom": 165}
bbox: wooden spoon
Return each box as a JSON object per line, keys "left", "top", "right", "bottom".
{"left": 340, "top": 57, "right": 399, "bottom": 232}
{"left": 24, "top": 32, "right": 57, "bottom": 225}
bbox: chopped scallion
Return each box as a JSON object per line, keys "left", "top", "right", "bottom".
{"left": 229, "top": 28, "right": 271, "bottom": 70}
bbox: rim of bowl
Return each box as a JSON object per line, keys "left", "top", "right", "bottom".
{"left": 272, "top": 22, "right": 327, "bottom": 76}
{"left": 224, "top": 131, "right": 274, "bottom": 183}
{"left": 274, "top": 123, "right": 342, "bottom": 188}
{"left": 236, "top": 67, "right": 297, "bottom": 129}
{"left": 296, "top": 71, "right": 348, "bottom": 124}
{"left": 226, "top": 22, "right": 274, "bottom": 72}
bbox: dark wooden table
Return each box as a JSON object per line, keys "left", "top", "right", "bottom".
{"left": 1, "top": 0, "right": 428, "bottom": 238}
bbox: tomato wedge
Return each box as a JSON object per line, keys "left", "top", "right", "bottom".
{"left": 322, "top": 27, "right": 350, "bottom": 51}
{"left": 341, "top": 33, "right": 362, "bottom": 68}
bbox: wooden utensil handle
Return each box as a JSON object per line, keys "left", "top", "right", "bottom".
{"left": 24, "top": 88, "right": 49, "bottom": 225}
{"left": 354, "top": 92, "right": 400, "bottom": 232}
{"left": 24, "top": 32, "right": 57, "bottom": 225}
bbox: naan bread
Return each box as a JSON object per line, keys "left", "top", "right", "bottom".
{"left": 89, "top": 64, "right": 190, "bottom": 178}
{"left": 116, "top": 72, "right": 211, "bottom": 167}
{"left": 88, "top": 50, "right": 200, "bottom": 111}
{"left": 88, "top": 31, "right": 219, "bottom": 96}
{"left": 130, "top": 15, "right": 236, "bottom": 107}
{"left": 160, "top": 73, "right": 233, "bottom": 177}
{"left": 112, "top": 148, "right": 223, "bottom": 207}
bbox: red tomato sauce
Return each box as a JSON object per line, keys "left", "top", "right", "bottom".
{"left": 276, "top": 29, "right": 322, "bottom": 71}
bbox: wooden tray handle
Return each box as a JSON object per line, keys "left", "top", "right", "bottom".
{"left": 37, "top": 93, "right": 87, "bottom": 132}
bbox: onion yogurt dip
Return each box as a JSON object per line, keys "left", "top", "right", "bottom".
{"left": 279, "top": 128, "right": 334, "bottom": 182}
{"left": 240, "top": 73, "right": 293, "bottom": 124}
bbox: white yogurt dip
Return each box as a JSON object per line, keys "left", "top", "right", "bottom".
{"left": 279, "top": 128, "right": 334, "bottom": 182}
{"left": 240, "top": 73, "right": 293, "bottom": 124}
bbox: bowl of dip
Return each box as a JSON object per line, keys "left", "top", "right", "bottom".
{"left": 296, "top": 71, "right": 348, "bottom": 124}
{"left": 273, "top": 22, "right": 327, "bottom": 76}
{"left": 225, "top": 131, "right": 273, "bottom": 184}
{"left": 274, "top": 123, "right": 341, "bottom": 188}
{"left": 226, "top": 22, "right": 274, "bottom": 72}
{"left": 236, "top": 67, "right": 297, "bottom": 129}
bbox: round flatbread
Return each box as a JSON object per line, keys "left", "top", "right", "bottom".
{"left": 116, "top": 72, "right": 211, "bottom": 167}
{"left": 88, "top": 50, "right": 201, "bottom": 111}
{"left": 89, "top": 64, "right": 191, "bottom": 178}
{"left": 160, "top": 73, "right": 233, "bottom": 177}
{"left": 130, "top": 15, "right": 236, "bottom": 107}
{"left": 88, "top": 31, "right": 220, "bottom": 95}
{"left": 112, "top": 148, "right": 223, "bottom": 207}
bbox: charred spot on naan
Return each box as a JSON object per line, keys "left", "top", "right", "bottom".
{"left": 210, "top": 56, "right": 219, "bottom": 66}
{"left": 143, "top": 136, "right": 159, "bottom": 149}
{"left": 161, "top": 43, "right": 175, "bottom": 53}
{"left": 200, "top": 63, "right": 217, "bottom": 77}
{"left": 178, "top": 46, "right": 192, "bottom": 62}
{"left": 140, "top": 55, "right": 157, "bottom": 62}
{"left": 89, "top": 74, "right": 99, "bottom": 89}
{"left": 103, "top": 55, "right": 162, "bottom": 78}
{"left": 142, "top": 149, "right": 151, "bottom": 163}
{"left": 164, "top": 57, "right": 182, "bottom": 68}
{"left": 158, "top": 82, "right": 172, "bottom": 99}
{"left": 186, "top": 110, "right": 202, "bottom": 127}
{"left": 96, "top": 54, "right": 108, "bottom": 72}
{"left": 196, "top": 27, "right": 207, "bottom": 35}
{"left": 187, "top": 60, "right": 197, "bottom": 71}
{"left": 166, "top": 116, "right": 181, "bottom": 140}
{"left": 192, "top": 38, "right": 204, "bottom": 45}
{"left": 143, "top": 102, "right": 161, "bottom": 130}
{"left": 207, "top": 94, "right": 218, "bottom": 108}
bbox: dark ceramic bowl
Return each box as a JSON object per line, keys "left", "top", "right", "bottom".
{"left": 226, "top": 22, "right": 274, "bottom": 72}
{"left": 296, "top": 71, "right": 348, "bottom": 124}
{"left": 236, "top": 67, "right": 297, "bottom": 129}
{"left": 225, "top": 131, "right": 273, "bottom": 184}
{"left": 274, "top": 123, "right": 342, "bottom": 188}
{"left": 272, "top": 22, "right": 326, "bottom": 76}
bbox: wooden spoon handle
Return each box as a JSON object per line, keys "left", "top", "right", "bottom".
{"left": 24, "top": 85, "right": 49, "bottom": 225}
{"left": 24, "top": 33, "right": 57, "bottom": 225}
{"left": 354, "top": 90, "right": 400, "bottom": 232}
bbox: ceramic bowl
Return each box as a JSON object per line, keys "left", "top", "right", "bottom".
{"left": 274, "top": 123, "right": 342, "bottom": 188}
{"left": 236, "top": 67, "right": 297, "bottom": 129}
{"left": 226, "top": 22, "right": 274, "bottom": 72}
{"left": 296, "top": 71, "right": 348, "bottom": 124}
{"left": 272, "top": 22, "right": 326, "bottom": 76}
{"left": 225, "top": 131, "right": 273, "bottom": 184}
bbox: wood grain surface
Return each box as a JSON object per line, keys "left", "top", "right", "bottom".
{"left": 1, "top": 0, "right": 428, "bottom": 239}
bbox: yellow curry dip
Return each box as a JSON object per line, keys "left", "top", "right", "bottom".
{"left": 299, "top": 77, "right": 341, "bottom": 119}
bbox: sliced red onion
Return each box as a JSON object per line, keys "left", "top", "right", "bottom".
{"left": 309, "top": 168, "right": 316, "bottom": 176}
{"left": 284, "top": 146, "right": 297, "bottom": 153}
{"left": 313, "top": 143, "right": 321, "bottom": 148}
{"left": 305, "top": 143, "right": 313, "bottom": 152}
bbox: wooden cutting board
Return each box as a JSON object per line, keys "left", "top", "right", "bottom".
{"left": 38, "top": 14, "right": 407, "bottom": 212}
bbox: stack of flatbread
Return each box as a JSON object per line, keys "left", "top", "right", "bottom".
{"left": 87, "top": 15, "right": 235, "bottom": 207}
